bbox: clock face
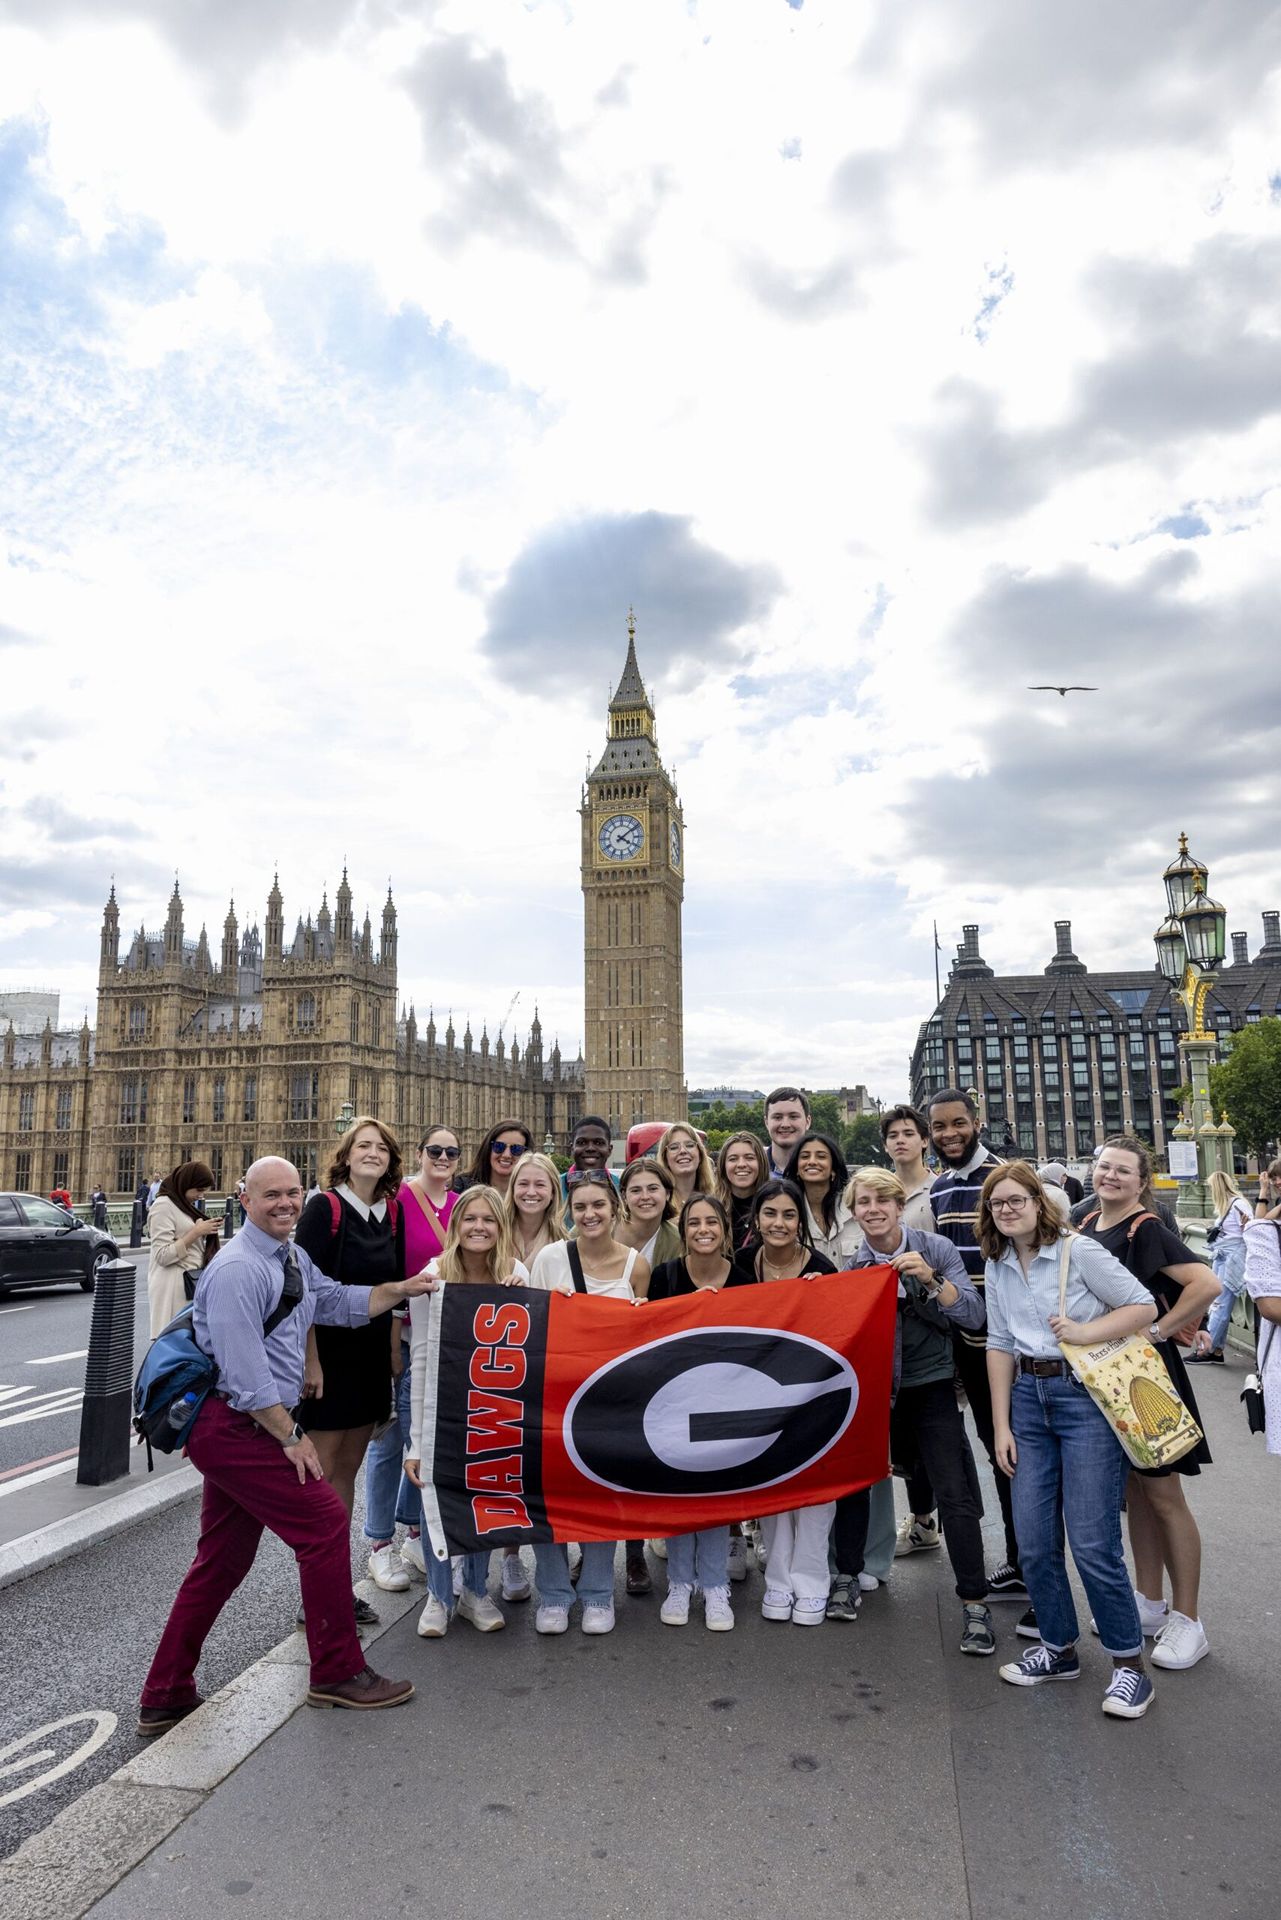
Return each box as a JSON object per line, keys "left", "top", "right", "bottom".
{"left": 669, "top": 821, "right": 682, "bottom": 869}
{"left": 598, "top": 812, "right": 645, "bottom": 862}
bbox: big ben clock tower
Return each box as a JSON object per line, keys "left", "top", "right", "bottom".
{"left": 582, "top": 613, "right": 685, "bottom": 1135}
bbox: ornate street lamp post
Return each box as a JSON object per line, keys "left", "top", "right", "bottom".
{"left": 334, "top": 1100, "right": 355, "bottom": 1138}
{"left": 1154, "top": 835, "right": 1228, "bottom": 1220}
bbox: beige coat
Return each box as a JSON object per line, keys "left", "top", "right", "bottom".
{"left": 147, "top": 1196, "right": 206, "bottom": 1341}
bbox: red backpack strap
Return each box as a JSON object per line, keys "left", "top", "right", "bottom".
{"left": 1127, "top": 1210, "right": 1158, "bottom": 1241}
{"left": 386, "top": 1195, "right": 399, "bottom": 1232}
{"left": 326, "top": 1190, "right": 341, "bottom": 1235}
{"left": 1081, "top": 1209, "right": 1101, "bottom": 1230}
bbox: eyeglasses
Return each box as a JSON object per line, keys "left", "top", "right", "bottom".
{"left": 990, "top": 1196, "right": 1030, "bottom": 1214}
{"left": 424, "top": 1145, "right": 460, "bottom": 1161}
{"left": 490, "top": 1142, "right": 527, "bottom": 1160}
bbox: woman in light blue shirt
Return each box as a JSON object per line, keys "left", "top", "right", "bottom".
{"left": 980, "top": 1161, "right": 1159, "bottom": 1720}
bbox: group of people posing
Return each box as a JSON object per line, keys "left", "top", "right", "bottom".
{"left": 140, "top": 1086, "right": 1267, "bottom": 1733}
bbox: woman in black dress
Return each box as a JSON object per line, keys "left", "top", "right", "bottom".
{"left": 1079, "top": 1135, "right": 1219, "bottom": 1672}
{"left": 297, "top": 1117, "right": 406, "bottom": 1624}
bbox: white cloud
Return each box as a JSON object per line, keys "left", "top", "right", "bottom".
{"left": 0, "top": 0, "right": 1278, "bottom": 1098}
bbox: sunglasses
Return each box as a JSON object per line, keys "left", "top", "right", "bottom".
{"left": 490, "top": 1142, "right": 527, "bottom": 1160}
{"left": 424, "top": 1145, "right": 461, "bottom": 1161}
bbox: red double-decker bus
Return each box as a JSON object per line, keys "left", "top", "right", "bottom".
{"left": 624, "top": 1122, "right": 708, "bottom": 1165}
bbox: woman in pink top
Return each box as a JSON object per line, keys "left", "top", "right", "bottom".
{"left": 363, "top": 1125, "right": 460, "bottom": 1591}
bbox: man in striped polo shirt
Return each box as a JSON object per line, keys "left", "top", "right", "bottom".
{"left": 927, "top": 1089, "right": 1027, "bottom": 1606}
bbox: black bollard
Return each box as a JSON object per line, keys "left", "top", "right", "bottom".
{"left": 128, "top": 1199, "right": 144, "bottom": 1249}
{"left": 222, "top": 1197, "right": 235, "bottom": 1241}
{"left": 77, "top": 1259, "right": 137, "bottom": 1486}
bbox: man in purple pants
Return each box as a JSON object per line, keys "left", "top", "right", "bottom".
{"left": 138, "top": 1156, "right": 431, "bottom": 1734}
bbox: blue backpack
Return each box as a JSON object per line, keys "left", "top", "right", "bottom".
{"left": 133, "top": 1269, "right": 304, "bottom": 1468}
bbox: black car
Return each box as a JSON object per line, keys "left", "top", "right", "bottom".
{"left": 0, "top": 1193, "right": 119, "bottom": 1296}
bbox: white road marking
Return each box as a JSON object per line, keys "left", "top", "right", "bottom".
{"left": 0, "top": 1456, "right": 78, "bottom": 1500}
{"left": 0, "top": 1712, "right": 119, "bottom": 1810}
{"left": 25, "top": 1350, "right": 89, "bottom": 1366}
{"left": 0, "top": 1388, "right": 84, "bottom": 1429}
{"left": 0, "top": 1304, "right": 37, "bottom": 1314}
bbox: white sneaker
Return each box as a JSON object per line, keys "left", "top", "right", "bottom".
{"left": 398, "top": 1535, "right": 427, "bottom": 1581}
{"left": 367, "top": 1544, "right": 410, "bottom": 1593}
{"left": 894, "top": 1515, "right": 941, "bottom": 1556}
{"left": 1150, "top": 1612, "right": 1210, "bottom": 1670}
{"left": 761, "top": 1587, "right": 793, "bottom": 1622}
{"left": 703, "top": 1585, "right": 735, "bottom": 1631}
{"left": 726, "top": 1535, "right": 749, "bottom": 1583}
{"left": 857, "top": 1572, "right": 881, "bottom": 1592}
{"left": 457, "top": 1589, "right": 506, "bottom": 1633}
{"left": 416, "top": 1594, "right": 449, "bottom": 1638}
{"left": 582, "top": 1602, "right": 616, "bottom": 1635}
{"left": 451, "top": 1556, "right": 463, "bottom": 1597}
{"left": 535, "top": 1604, "right": 569, "bottom": 1635}
{"left": 661, "top": 1582, "right": 692, "bottom": 1626}
{"left": 501, "top": 1554, "right": 531, "bottom": 1602}
{"left": 648, "top": 1537, "right": 668, "bottom": 1560}
{"left": 791, "top": 1596, "right": 827, "bottom": 1627}
{"left": 1136, "top": 1591, "right": 1170, "bottom": 1639}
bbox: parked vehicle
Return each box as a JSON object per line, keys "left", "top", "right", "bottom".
{"left": 0, "top": 1193, "right": 119, "bottom": 1296}
{"left": 624, "top": 1121, "right": 708, "bottom": 1164}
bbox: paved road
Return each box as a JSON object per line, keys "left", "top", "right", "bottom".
{"left": 0, "top": 1273, "right": 154, "bottom": 1487}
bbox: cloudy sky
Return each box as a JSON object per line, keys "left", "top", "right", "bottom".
{"left": 1, "top": 0, "right": 1279, "bottom": 1098}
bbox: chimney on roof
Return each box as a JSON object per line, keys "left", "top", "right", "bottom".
{"left": 953, "top": 924, "right": 994, "bottom": 980}
{"left": 1258, "top": 910, "right": 1281, "bottom": 962}
{"left": 1231, "top": 930, "right": 1250, "bottom": 967}
{"left": 1046, "top": 918, "right": 1086, "bottom": 975}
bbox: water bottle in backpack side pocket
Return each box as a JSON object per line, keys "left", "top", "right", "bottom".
{"left": 167, "top": 1391, "right": 199, "bottom": 1433}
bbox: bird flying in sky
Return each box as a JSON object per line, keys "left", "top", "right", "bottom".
{"left": 1028, "top": 685, "right": 1099, "bottom": 697}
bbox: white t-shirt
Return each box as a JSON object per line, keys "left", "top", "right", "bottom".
{"left": 528, "top": 1241, "right": 639, "bottom": 1300}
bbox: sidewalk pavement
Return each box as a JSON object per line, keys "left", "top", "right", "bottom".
{"left": 1, "top": 1362, "right": 1276, "bottom": 1920}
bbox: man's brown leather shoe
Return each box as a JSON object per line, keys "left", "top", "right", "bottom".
{"left": 307, "top": 1664, "right": 414, "bottom": 1711}
{"left": 136, "top": 1698, "right": 204, "bottom": 1738}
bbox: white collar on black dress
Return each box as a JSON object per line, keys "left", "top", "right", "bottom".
{"left": 336, "top": 1182, "right": 387, "bottom": 1223}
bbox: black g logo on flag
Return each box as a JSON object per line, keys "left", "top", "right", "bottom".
{"left": 564, "top": 1327, "right": 858, "bottom": 1496}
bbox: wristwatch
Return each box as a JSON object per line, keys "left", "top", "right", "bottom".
{"left": 1146, "top": 1322, "right": 1163, "bottom": 1344}
{"left": 282, "top": 1422, "right": 305, "bottom": 1448}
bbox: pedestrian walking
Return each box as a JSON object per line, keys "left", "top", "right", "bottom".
{"left": 146, "top": 1162, "right": 221, "bottom": 1342}
{"left": 137, "top": 1157, "right": 428, "bottom": 1733}
{"left": 90, "top": 1183, "right": 108, "bottom": 1230}
{"left": 981, "top": 1162, "right": 1160, "bottom": 1719}
{"left": 1078, "top": 1136, "right": 1218, "bottom": 1670}
{"left": 1189, "top": 1170, "right": 1252, "bottom": 1363}
{"left": 1244, "top": 1163, "right": 1281, "bottom": 1453}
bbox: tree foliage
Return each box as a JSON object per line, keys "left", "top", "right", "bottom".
{"left": 693, "top": 1096, "right": 889, "bottom": 1170}
{"left": 1209, "top": 1018, "right": 1281, "bottom": 1157}
{"left": 839, "top": 1114, "right": 890, "bottom": 1170}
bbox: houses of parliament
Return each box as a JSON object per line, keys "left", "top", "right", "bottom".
{"left": 0, "top": 624, "right": 687, "bottom": 1196}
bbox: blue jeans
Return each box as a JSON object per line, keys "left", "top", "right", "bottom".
{"left": 362, "top": 1338, "right": 418, "bottom": 1543}
{"left": 534, "top": 1542, "right": 617, "bottom": 1611}
{"left": 666, "top": 1526, "right": 730, "bottom": 1590}
{"left": 426, "top": 1544, "right": 489, "bottom": 1607}
{"left": 1010, "top": 1372, "right": 1141, "bottom": 1658}
{"left": 1207, "top": 1238, "right": 1247, "bottom": 1351}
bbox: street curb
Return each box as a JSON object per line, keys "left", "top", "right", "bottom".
{"left": 0, "top": 1465, "right": 203, "bottom": 1594}
{"left": 0, "top": 1576, "right": 421, "bottom": 1918}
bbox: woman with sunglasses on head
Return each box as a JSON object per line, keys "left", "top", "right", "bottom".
{"left": 715, "top": 1131, "right": 770, "bottom": 1251}
{"left": 363, "top": 1126, "right": 459, "bottom": 1596}
{"left": 656, "top": 1123, "right": 717, "bottom": 1211}
{"left": 981, "top": 1161, "right": 1163, "bottom": 1718}
{"left": 735, "top": 1178, "right": 838, "bottom": 1624}
{"left": 464, "top": 1118, "right": 533, "bottom": 1201}
{"left": 522, "top": 1171, "right": 648, "bottom": 1631}
{"left": 649, "top": 1194, "right": 757, "bottom": 1631}
{"left": 404, "top": 1187, "right": 529, "bottom": 1638}
{"left": 617, "top": 1157, "right": 683, "bottom": 1272}
{"left": 1077, "top": 1136, "right": 1218, "bottom": 1672}
{"left": 784, "top": 1130, "right": 862, "bottom": 1268}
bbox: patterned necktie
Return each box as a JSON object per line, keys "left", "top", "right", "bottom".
{"left": 281, "top": 1246, "right": 304, "bottom": 1305}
